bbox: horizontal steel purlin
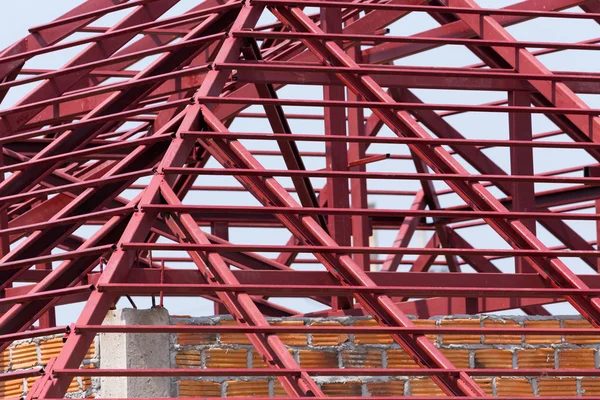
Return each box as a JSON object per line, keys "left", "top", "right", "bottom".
{"left": 251, "top": 0, "right": 600, "bottom": 20}
{"left": 162, "top": 166, "right": 600, "bottom": 185}
{"left": 197, "top": 95, "right": 600, "bottom": 114}
{"left": 51, "top": 367, "right": 600, "bottom": 377}
{"left": 97, "top": 282, "right": 600, "bottom": 298}
{"left": 39, "top": 398, "right": 600, "bottom": 400}
{"left": 75, "top": 323, "right": 600, "bottom": 335}
{"left": 232, "top": 30, "right": 600, "bottom": 51}
{"left": 182, "top": 130, "right": 600, "bottom": 149}
{"left": 120, "top": 241, "right": 600, "bottom": 258}
{"left": 141, "top": 203, "right": 600, "bottom": 221}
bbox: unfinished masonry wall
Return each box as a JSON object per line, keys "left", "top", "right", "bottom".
{"left": 172, "top": 314, "right": 600, "bottom": 397}
{"left": 0, "top": 335, "right": 96, "bottom": 398}
{"left": 5, "top": 310, "right": 600, "bottom": 398}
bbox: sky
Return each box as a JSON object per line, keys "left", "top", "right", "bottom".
{"left": 1, "top": 1, "right": 600, "bottom": 323}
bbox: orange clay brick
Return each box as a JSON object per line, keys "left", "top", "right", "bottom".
{"left": 204, "top": 348, "right": 247, "bottom": 368}
{"left": 11, "top": 341, "right": 38, "bottom": 369}
{"left": 273, "top": 381, "right": 287, "bottom": 397}
{"left": 81, "top": 375, "right": 93, "bottom": 391}
{"left": 179, "top": 380, "right": 221, "bottom": 397}
{"left": 176, "top": 322, "right": 217, "bottom": 345}
{"left": 321, "top": 381, "right": 362, "bottom": 397}
{"left": 298, "top": 350, "right": 338, "bottom": 368}
{"left": 474, "top": 378, "right": 493, "bottom": 396}
{"left": 440, "top": 349, "right": 470, "bottom": 369}
{"left": 413, "top": 319, "right": 438, "bottom": 344}
{"left": 271, "top": 320, "right": 307, "bottom": 346}
{"left": 310, "top": 321, "right": 348, "bottom": 346}
{"left": 226, "top": 380, "right": 270, "bottom": 397}
{"left": 563, "top": 320, "right": 600, "bottom": 344}
{"left": 353, "top": 319, "right": 393, "bottom": 345}
{"left": 496, "top": 378, "right": 533, "bottom": 397}
{"left": 251, "top": 348, "right": 293, "bottom": 368}
{"left": 251, "top": 350, "right": 268, "bottom": 369}
{"left": 39, "top": 337, "right": 65, "bottom": 364}
{"left": 0, "top": 378, "right": 24, "bottom": 398}
{"left": 219, "top": 320, "right": 251, "bottom": 345}
{"left": 67, "top": 377, "right": 82, "bottom": 393}
{"left": 367, "top": 380, "right": 405, "bottom": 396}
{"left": 474, "top": 349, "right": 513, "bottom": 369}
{"left": 538, "top": 378, "right": 577, "bottom": 396}
{"left": 175, "top": 350, "right": 201, "bottom": 368}
{"left": 341, "top": 350, "right": 383, "bottom": 368}
{"left": 0, "top": 349, "right": 9, "bottom": 372}
{"left": 483, "top": 319, "right": 521, "bottom": 344}
{"left": 523, "top": 320, "right": 561, "bottom": 344}
{"left": 409, "top": 378, "right": 445, "bottom": 397}
{"left": 86, "top": 340, "right": 96, "bottom": 360}
{"left": 517, "top": 348, "right": 555, "bottom": 369}
{"left": 440, "top": 319, "right": 480, "bottom": 344}
{"left": 386, "top": 349, "right": 418, "bottom": 369}
{"left": 558, "top": 348, "right": 595, "bottom": 369}
{"left": 582, "top": 378, "right": 600, "bottom": 396}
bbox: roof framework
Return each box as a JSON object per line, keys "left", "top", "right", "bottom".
{"left": 0, "top": 0, "right": 600, "bottom": 398}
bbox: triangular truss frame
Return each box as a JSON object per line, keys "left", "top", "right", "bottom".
{"left": 0, "top": 0, "right": 599, "bottom": 398}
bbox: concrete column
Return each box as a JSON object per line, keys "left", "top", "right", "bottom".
{"left": 99, "top": 308, "right": 171, "bottom": 398}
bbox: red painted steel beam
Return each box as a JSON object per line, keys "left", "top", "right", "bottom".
{"left": 35, "top": 5, "right": 325, "bottom": 397}
{"left": 232, "top": 30, "right": 600, "bottom": 52}
{"left": 40, "top": 397, "right": 600, "bottom": 400}
{"left": 361, "top": 0, "right": 592, "bottom": 63}
{"left": 196, "top": 106, "right": 486, "bottom": 396}
{"left": 122, "top": 241, "right": 600, "bottom": 258}
{"left": 77, "top": 323, "right": 600, "bottom": 335}
{"left": 50, "top": 367, "right": 600, "bottom": 377}
{"left": 98, "top": 282, "right": 600, "bottom": 298}
{"left": 268, "top": 2, "right": 600, "bottom": 330}
{"left": 117, "top": 269, "right": 600, "bottom": 289}
{"left": 381, "top": 192, "right": 426, "bottom": 272}
{"left": 2, "top": 0, "right": 600, "bottom": 396}
{"left": 447, "top": 0, "right": 600, "bottom": 146}
{"left": 0, "top": 0, "right": 126, "bottom": 81}
{"left": 163, "top": 166, "right": 600, "bottom": 185}
{"left": 0, "top": 2, "right": 244, "bottom": 315}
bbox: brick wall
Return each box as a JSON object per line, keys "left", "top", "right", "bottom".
{"left": 6, "top": 314, "right": 600, "bottom": 398}
{"left": 172, "top": 315, "right": 600, "bottom": 398}
{"left": 0, "top": 335, "right": 97, "bottom": 398}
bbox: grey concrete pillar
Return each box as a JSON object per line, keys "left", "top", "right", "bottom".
{"left": 99, "top": 308, "right": 171, "bottom": 398}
